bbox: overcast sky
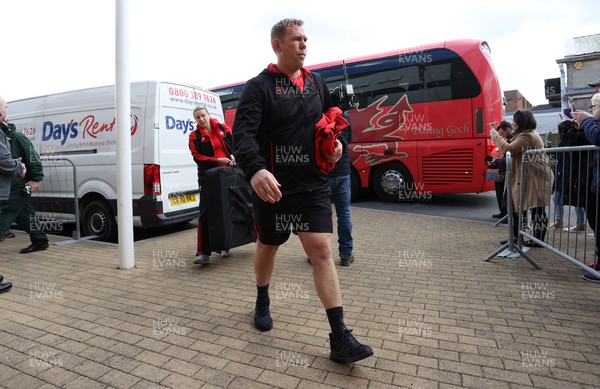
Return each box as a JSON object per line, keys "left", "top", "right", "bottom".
{"left": 2, "top": 0, "right": 597, "bottom": 107}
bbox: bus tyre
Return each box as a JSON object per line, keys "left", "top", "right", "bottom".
{"left": 82, "top": 200, "right": 117, "bottom": 242}
{"left": 373, "top": 162, "right": 413, "bottom": 202}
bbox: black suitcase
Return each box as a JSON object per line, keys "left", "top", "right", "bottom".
{"left": 205, "top": 167, "right": 256, "bottom": 251}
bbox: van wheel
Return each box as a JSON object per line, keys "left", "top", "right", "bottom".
{"left": 372, "top": 162, "right": 413, "bottom": 202}
{"left": 82, "top": 200, "right": 117, "bottom": 242}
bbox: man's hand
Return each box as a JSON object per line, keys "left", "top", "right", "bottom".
{"left": 26, "top": 181, "right": 41, "bottom": 192}
{"left": 324, "top": 139, "right": 342, "bottom": 163}
{"left": 490, "top": 128, "right": 502, "bottom": 143}
{"left": 16, "top": 158, "right": 26, "bottom": 178}
{"left": 572, "top": 110, "right": 592, "bottom": 127}
{"left": 216, "top": 157, "right": 235, "bottom": 166}
{"left": 250, "top": 169, "right": 282, "bottom": 203}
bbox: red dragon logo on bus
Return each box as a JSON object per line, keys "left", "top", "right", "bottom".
{"left": 351, "top": 95, "right": 413, "bottom": 166}
{"left": 352, "top": 142, "right": 409, "bottom": 165}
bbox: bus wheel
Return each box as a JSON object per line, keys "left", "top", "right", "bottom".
{"left": 82, "top": 200, "right": 117, "bottom": 242}
{"left": 373, "top": 162, "right": 413, "bottom": 202}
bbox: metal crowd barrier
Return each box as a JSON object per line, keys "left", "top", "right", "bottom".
{"left": 30, "top": 156, "right": 81, "bottom": 241}
{"left": 485, "top": 145, "right": 600, "bottom": 280}
{"left": 484, "top": 152, "right": 541, "bottom": 269}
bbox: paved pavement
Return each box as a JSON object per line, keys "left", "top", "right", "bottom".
{"left": 0, "top": 207, "right": 599, "bottom": 389}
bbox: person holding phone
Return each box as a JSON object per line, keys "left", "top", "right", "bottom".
{"left": 490, "top": 110, "right": 553, "bottom": 247}
{"left": 487, "top": 121, "right": 513, "bottom": 221}
{"left": 571, "top": 93, "right": 600, "bottom": 282}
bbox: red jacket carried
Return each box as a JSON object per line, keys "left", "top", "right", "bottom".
{"left": 314, "top": 107, "right": 349, "bottom": 174}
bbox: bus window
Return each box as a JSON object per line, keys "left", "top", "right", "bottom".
{"left": 345, "top": 49, "right": 481, "bottom": 106}
{"left": 214, "top": 85, "right": 244, "bottom": 111}
{"left": 314, "top": 66, "right": 346, "bottom": 92}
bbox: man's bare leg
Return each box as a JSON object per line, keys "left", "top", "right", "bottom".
{"left": 298, "top": 231, "right": 373, "bottom": 363}
{"left": 297, "top": 232, "right": 342, "bottom": 308}
{"left": 255, "top": 241, "right": 278, "bottom": 286}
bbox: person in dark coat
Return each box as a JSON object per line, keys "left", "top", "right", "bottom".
{"left": 0, "top": 119, "right": 48, "bottom": 254}
{"left": 0, "top": 95, "right": 27, "bottom": 293}
{"left": 572, "top": 93, "right": 600, "bottom": 282}
{"left": 487, "top": 121, "right": 513, "bottom": 221}
{"left": 552, "top": 120, "right": 589, "bottom": 232}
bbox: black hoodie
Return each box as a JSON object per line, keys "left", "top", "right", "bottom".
{"left": 233, "top": 67, "right": 332, "bottom": 195}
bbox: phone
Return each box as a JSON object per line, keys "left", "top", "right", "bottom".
{"left": 565, "top": 96, "right": 577, "bottom": 119}
{"left": 564, "top": 97, "right": 575, "bottom": 119}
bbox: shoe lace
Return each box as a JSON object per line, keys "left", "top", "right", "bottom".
{"left": 340, "top": 328, "right": 359, "bottom": 345}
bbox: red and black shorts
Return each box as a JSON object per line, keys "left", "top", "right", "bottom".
{"left": 253, "top": 187, "right": 332, "bottom": 246}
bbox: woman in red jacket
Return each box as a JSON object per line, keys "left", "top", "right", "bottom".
{"left": 188, "top": 107, "right": 235, "bottom": 265}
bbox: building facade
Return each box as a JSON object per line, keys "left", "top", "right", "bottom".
{"left": 504, "top": 90, "right": 533, "bottom": 113}
{"left": 556, "top": 34, "right": 600, "bottom": 112}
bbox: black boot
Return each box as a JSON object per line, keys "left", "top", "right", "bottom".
{"left": 254, "top": 302, "right": 272, "bottom": 331}
{"left": 329, "top": 329, "right": 374, "bottom": 363}
{"left": 20, "top": 240, "right": 49, "bottom": 254}
{"left": 0, "top": 282, "right": 13, "bottom": 295}
{"left": 254, "top": 284, "right": 272, "bottom": 331}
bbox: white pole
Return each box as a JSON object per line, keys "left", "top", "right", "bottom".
{"left": 116, "top": 0, "right": 135, "bottom": 269}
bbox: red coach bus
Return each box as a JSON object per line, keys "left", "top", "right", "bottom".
{"left": 211, "top": 39, "right": 503, "bottom": 201}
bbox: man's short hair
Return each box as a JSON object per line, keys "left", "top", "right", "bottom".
{"left": 496, "top": 120, "right": 512, "bottom": 132}
{"left": 271, "top": 18, "right": 304, "bottom": 41}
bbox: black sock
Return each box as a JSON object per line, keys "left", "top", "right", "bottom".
{"left": 326, "top": 306, "right": 346, "bottom": 338}
{"left": 256, "top": 284, "right": 270, "bottom": 306}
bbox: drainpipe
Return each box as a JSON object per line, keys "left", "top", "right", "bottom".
{"left": 559, "top": 63, "right": 569, "bottom": 117}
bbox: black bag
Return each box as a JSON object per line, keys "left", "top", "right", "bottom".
{"left": 206, "top": 166, "right": 256, "bottom": 250}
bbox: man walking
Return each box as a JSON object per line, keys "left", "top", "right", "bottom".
{"left": 0, "top": 95, "right": 27, "bottom": 293}
{"left": 233, "top": 18, "right": 373, "bottom": 363}
{"left": 0, "top": 96, "right": 48, "bottom": 254}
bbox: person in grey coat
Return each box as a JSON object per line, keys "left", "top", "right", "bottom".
{"left": 0, "top": 95, "right": 27, "bottom": 294}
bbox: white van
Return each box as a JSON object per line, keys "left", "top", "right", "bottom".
{"left": 8, "top": 81, "right": 223, "bottom": 241}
